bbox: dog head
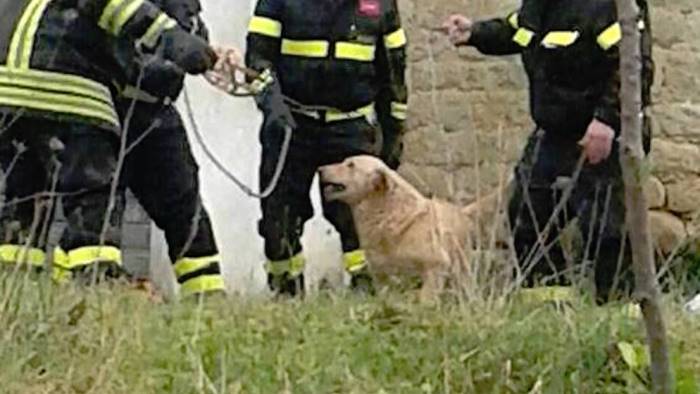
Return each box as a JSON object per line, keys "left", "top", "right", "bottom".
{"left": 319, "top": 155, "right": 392, "bottom": 205}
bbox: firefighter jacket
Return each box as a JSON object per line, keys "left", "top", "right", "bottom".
{"left": 0, "top": 0, "right": 183, "bottom": 131}
{"left": 466, "top": 0, "right": 654, "bottom": 138}
{"left": 245, "top": 0, "right": 408, "bottom": 138}
{"left": 118, "top": 0, "right": 209, "bottom": 104}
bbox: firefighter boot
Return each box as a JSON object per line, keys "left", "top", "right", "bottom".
{"left": 173, "top": 255, "right": 226, "bottom": 299}
{"left": 344, "top": 250, "right": 375, "bottom": 295}
{"left": 265, "top": 254, "right": 305, "bottom": 298}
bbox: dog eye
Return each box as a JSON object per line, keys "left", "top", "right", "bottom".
{"left": 347, "top": 161, "right": 355, "bottom": 169}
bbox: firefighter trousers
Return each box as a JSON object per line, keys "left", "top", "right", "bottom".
{"left": 0, "top": 115, "right": 123, "bottom": 272}
{"left": 117, "top": 102, "right": 224, "bottom": 295}
{"left": 258, "top": 114, "right": 381, "bottom": 264}
{"left": 507, "top": 129, "right": 634, "bottom": 303}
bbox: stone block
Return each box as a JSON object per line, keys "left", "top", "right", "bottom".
{"left": 667, "top": 178, "right": 700, "bottom": 214}
{"left": 645, "top": 176, "right": 666, "bottom": 209}
{"left": 650, "top": 139, "right": 700, "bottom": 183}
{"left": 398, "top": 163, "right": 454, "bottom": 199}
{"left": 649, "top": 210, "right": 688, "bottom": 256}
{"left": 651, "top": 103, "right": 700, "bottom": 140}
{"left": 654, "top": 47, "right": 700, "bottom": 104}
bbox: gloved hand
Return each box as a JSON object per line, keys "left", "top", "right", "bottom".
{"left": 381, "top": 131, "right": 404, "bottom": 170}
{"left": 254, "top": 70, "right": 297, "bottom": 131}
{"left": 139, "top": 57, "right": 185, "bottom": 100}
{"left": 157, "top": 27, "right": 217, "bottom": 74}
{"left": 441, "top": 14, "right": 474, "bottom": 46}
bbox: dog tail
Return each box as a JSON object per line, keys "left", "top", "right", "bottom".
{"left": 461, "top": 180, "right": 514, "bottom": 219}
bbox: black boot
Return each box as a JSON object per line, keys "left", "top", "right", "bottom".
{"left": 349, "top": 267, "right": 375, "bottom": 295}
{"left": 268, "top": 272, "right": 305, "bottom": 298}
{"left": 68, "top": 260, "right": 129, "bottom": 286}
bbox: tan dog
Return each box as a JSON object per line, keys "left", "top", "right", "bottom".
{"left": 320, "top": 155, "right": 504, "bottom": 300}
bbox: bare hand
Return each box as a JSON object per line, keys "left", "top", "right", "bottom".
{"left": 579, "top": 119, "right": 615, "bottom": 165}
{"left": 204, "top": 45, "right": 243, "bottom": 93}
{"left": 440, "top": 14, "right": 473, "bottom": 46}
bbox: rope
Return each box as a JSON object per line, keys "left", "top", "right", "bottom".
{"left": 182, "top": 83, "right": 292, "bottom": 199}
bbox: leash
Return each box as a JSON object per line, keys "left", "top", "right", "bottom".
{"left": 183, "top": 62, "right": 343, "bottom": 199}
{"left": 182, "top": 83, "right": 292, "bottom": 199}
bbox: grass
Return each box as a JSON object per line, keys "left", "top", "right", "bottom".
{"left": 0, "top": 271, "right": 698, "bottom": 394}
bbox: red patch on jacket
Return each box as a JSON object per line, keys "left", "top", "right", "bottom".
{"left": 358, "top": 0, "right": 381, "bottom": 17}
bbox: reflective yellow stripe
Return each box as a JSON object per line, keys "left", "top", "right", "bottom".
{"left": 51, "top": 247, "right": 72, "bottom": 283}
{"left": 53, "top": 247, "right": 69, "bottom": 267}
{"left": 516, "top": 286, "right": 575, "bottom": 304}
{"left": 174, "top": 255, "right": 220, "bottom": 278}
{"left": 0, "top": 66, "right": 114, "bottom": 104}
{"left": 0, "top": 244, "right": 45, "bottom": 267}
{"left": 248, "top": 16, "right": 283, "bottom": 38}
{"left": 0, "top": 67, "right": 119, "bottom": 127}
{"left": 597, "top": 22, "right": 622, "bottom": 50}
{"left": 8, "top": 0, "right": 49, "bottom": 69}
{"left": 512, "top": 28, "right": 534, "bottom": 47}
{"left": 326, "top": 103, "right": 374, "bottom": 122}
{"left": 0, "top": 87, "right": 119, "bottom": 127}
{"left": 53, "top": 246, "right": 122, "bottom": 270}
{"left": 507, "top": 13, "right": 519, "bottom": 29}
{"left": 384, "top": 28, "right": 407, "bottom": 49}
{"left": 99, "top": 0, "right": 146, "bottom": 36}
{"left": 99, "top": 0, "right": 127, "bottom": 29}
{"left": 335, "top": 42, "right": 376, "bottom": 62}
{"left": 139, "top": 12, "right": 177, "bottom": 49}
{"left": 621, "top": 303, "right": 642, "bottom": 319}
{"left": 390, "top": 102, "right": 407, "bottom": 120}
{"left": 343, "top": 250, "right": 367, "bottom": 273}
{"left": 541, "top": 31, "right": 580, "bottom": 48}
{"left": 113, "top": 0, "right": 146, "bottom": 36}
{"left": 180, "top": 274, "right": 225, "bottom": 296}
{"left": 7, "top": 1, "right": 37, "bottom": 68}
{"left": 281, "top": 39, "right": 329, "bottom": 58}
{"left": 265, "top": 254, "right": 305, "bottom": 277}
{"left": 18, "top": 0, "right": 51, "bottom": 69}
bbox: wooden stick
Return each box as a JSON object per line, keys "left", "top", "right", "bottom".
{"left": 615, "top": 1, "right": 674, "bottom": 393}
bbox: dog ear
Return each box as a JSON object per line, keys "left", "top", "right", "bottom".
{"left": 371, "top": 168, "right": 390, "bottom": 192}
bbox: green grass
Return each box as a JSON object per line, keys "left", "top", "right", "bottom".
{"left": 0, "top": 272, "right": 698, "bottom": 394}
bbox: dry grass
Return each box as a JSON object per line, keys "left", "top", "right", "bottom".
{"left": 0, "top": 269, "right": 698, "bottom": 394}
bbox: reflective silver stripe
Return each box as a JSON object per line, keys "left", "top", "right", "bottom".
{"left": 290, "top": 103, "right": 375, "bottom": 123}
{"left": 120, "top": 85, "right": 160, "bottom": 103}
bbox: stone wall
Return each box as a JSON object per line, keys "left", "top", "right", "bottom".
{"left": 399, "top": 0, "right": 700, "bottom": 255}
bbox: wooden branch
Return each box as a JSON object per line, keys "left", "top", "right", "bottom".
{"left": 614, "top": 1, "right": 674, "bottom": 393}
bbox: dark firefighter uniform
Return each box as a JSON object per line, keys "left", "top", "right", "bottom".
{"left": 464, "top": 0, "right": 654, "bottom": 303}
{"left": 0, "top": 0, "right": 214, "bottom": 279}
{"left": 112, "top": 0, "right": 225, "bottom": 296}
{"left": 246, "top": 0, "right": 408, "bottom": 295}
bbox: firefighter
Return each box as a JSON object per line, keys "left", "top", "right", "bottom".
{"left": 244, "top": 0, "right": 408, "bottom": 296}
{"left": 0, "top": 0, "right": 216, "bottom": 282}
{"left": 442, "top": 0, "right": 654, "bottom": 303}
{"left": 110, "top": 0, "right": 225, "bottom": 297}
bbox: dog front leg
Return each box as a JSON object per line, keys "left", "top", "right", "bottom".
{"left": 419, "top": 267, "right": 445, "bottom": 303}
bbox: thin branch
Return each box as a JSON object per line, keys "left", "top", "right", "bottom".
{"left": 615, "top": 0, "right": 673, "bottom": 392}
